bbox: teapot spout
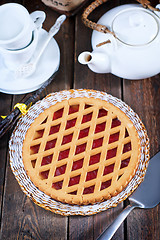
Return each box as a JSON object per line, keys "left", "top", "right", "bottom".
{"left": 78, "top": 51, "right": 93, "bottom": 65}
{"left": 78, "top": 51, "right": 111, "bottom": 74}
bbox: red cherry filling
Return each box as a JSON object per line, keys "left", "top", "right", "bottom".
{"left": 41, "top": 117, "right": 48, "bottom": 124}
{"left": 69, "top": 191, "right": 77, "bottom": 195}
{"left": 58, "top": 149, "right": 70, "bottom": 160}
{"left": 125, "top": 129, "right": 129, "bottom": 137}
{"left": 86, "top": 170, "right": 98, "bottom": 181}
{"left": 120, "top": 157, "right": 130, "bottom": 169}
{"left": 69, "top": 175, "right": 80, "bottom": 186}
{"left": 101, "top": 180, "right": 111, "bottom": 190}
{"left": 106, "top": 148, "right": 117, "bottom": 160}
{"left": 109, "top": 132, "right": 120, "bottom": 143}
{"left": 53, "top": 108, "right": 63, "bottom": 120}
{"left": 75, "top": 143, "right": 86, "bottom": 154}
{"left": 36, "top": 106, "right": 130, "bottom": 194}
{"left": 41, "top": 155, "right": 53, "bottom": 166}
{"left": 66, "top": 118, "right": 76, "bottom": 129}
{"left": 82, "top": 112, "right": 92, "bottom": 123}
{"left": 54, "top": 165, "right": 66, "bottom": 176}
{"left": 85, "top": 104, "right": 92, "bottom": 109}
{"left": 62, "top": 133, "right": 73, "bottom": 145}
{"left": 69, "top": 105, "right": 79, "bottom": 114}
{"left": 30, "top": 144, "right": 40, "bottom": 154}
{"left": 95, "top": 122, "right": 106, "bottom": 133}
{"left": 83, "top": 185, "right": 95, "bottom": 194}
{"left": 49, "top": 124, "right": 60, "bottom": 134}
{"left": 89, "top": 153, "right": 101, "bottom": 165}
{"left": 98, "top": 109, "right": 108, "bottom": 118}
{"left": 103, "top": 164, "right": 114, "bottom": 175}
{"left": 72, "top": 159, "right": 84, "bottom": 171}
{"left": 40, "top": 170, "right": 49, "bottom": 179}
{"left": 45, "top": 139, "right": 57, "bottom": 150}
{"left": 78, "top": 128, "right": 90, "bottom": 139}
{"left": 31, "top": 160, "right": 36, "bottom": 168}
{"left": 92, "top": 138, "right": 103, "bottom": 149}
{"left": 111, "top": 118, "right": 121, "bottom": 128}
{"left": 33, "top": 129, "right": 44, "bottom": 140}
{"left": 52, "top": 181, "right": 63, "bottom": 190}
{"left": 123, "top": 142, "right": 131, "bottom": 153}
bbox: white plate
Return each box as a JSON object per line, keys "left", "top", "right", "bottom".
{"left": 0, "top": 29, "right": 60, "bottom": 94}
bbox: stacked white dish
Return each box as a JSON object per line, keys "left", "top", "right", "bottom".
{"left": 0, "top": 29, "right": 60, "bottom": 94}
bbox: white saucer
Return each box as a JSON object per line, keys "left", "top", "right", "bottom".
{"left": 0, "top": 29, "right": 60, "bottom": 94}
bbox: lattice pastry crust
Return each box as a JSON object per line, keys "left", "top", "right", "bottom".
{"left": 9, "top": 89, "right": 149, "bottom": 214}
{"left": 22, "top": 90, "right": 141, "bottom": 205}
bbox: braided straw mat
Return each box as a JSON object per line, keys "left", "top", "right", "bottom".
{"left": 9, "top": 89, "right": 149, "bottom": 216}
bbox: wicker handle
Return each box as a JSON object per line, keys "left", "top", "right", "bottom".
{"left": 82, "top": 0, "right": 159, "bottom": 35}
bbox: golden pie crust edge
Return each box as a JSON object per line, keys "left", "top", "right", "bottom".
{"left": 22, "top": 90, "right": 141, "bottom": 205}
{"left": 9, "top": 89, "right": 150, "bottom": 215}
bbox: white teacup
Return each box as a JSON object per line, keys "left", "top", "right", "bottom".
{"left": 0, "top": 3, "right": 45, "bottom": 50}
{"left": 0, "top": 28, "right": 39, "bottom": 71}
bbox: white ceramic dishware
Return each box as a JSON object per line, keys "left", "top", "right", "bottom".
{"left": 0, "top": 3, "right": 45, "bottom": 50}
{"left": 78, "top": 4, "right": 160, "bottom": 80}
{"left": 15, "top": 14, "right": 66, "bottom": 79}
{"left": 0, "top": 28, "right": 39, "bottom": 70}
{"left": 0, "top": 29, "right": 60, "bottom": 94}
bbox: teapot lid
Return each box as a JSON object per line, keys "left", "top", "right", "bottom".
{"left": 112, "top": 8, "right": 158, "bottom": 46}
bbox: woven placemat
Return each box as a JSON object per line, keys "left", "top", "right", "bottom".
{"left": 9, "top": 89, "right": 149, "bottom": 216}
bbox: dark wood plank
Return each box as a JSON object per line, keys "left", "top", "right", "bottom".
{"left": 0, "top": 94, "right": 12, "bottom": 226}
{"left": 69, "top": 1, "right": 124, "bottom": 239}
{"left": 0, "top": 0, "right": 74, "bottom": 239}
{"left": 123, "top": 78, "right": 160, "bottom": 157}
{"left": 123, "top": 77, "right": 160, "bottom": 240}
{"left": 120, "top": 0, "right": 160, "bottom": 238}
{"left": 0, "top": 0, "right": 23, "bottom": 232}
{"left": 1, "top": 158, "right": 68, "bottom": 240}
{"left": 1, "top": 0, "right": 159, "bottom": 239}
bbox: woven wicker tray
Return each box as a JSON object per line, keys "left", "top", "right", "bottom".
{"left": 9, "top": 89, "right": 149, "bottom": 216}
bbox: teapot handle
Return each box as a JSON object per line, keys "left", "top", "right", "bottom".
{"left": 82, "top": 0, "right": 159, "bottom": 36}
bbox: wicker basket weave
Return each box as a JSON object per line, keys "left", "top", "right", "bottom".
{"left": 9, "top": 89, "right": 149, "bottom": 216}
{"left": 82, "top": 0, "right": 159, "bottom": 35}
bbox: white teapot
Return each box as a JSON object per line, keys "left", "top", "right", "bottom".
{"left": 78, "top": 3, "right": 160, "bottom": 79}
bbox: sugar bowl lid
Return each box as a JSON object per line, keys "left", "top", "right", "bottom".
{"left": 112, "top": 8, "right": 158, "bottom": 46}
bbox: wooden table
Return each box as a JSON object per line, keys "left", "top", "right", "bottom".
{"left": 0, "top": 0, "right": 160, "bottom": 239}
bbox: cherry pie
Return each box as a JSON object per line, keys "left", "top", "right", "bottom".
{"left": 22, "top": 89, "right": 142, "bottom": 205}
